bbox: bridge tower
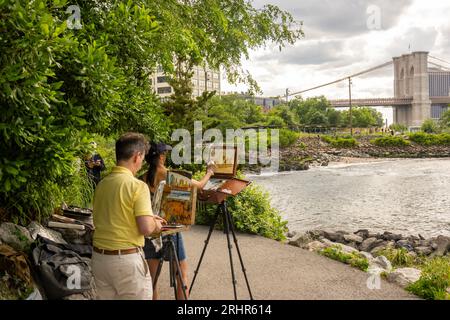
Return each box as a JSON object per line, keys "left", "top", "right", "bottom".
{"left": 393, "top": 52, "right": 431, "bottom": 127}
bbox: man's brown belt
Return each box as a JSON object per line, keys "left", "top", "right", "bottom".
{"left": 93, "top": 247, "right": 140, "bottom": 255}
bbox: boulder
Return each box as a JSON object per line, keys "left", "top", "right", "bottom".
{"left": 396, "top": 240, "right": 414, "bottom": 252}
{"left": 305, "top": 241, "right": 327, "bottom": 252}
{"left": 382, "top": 232, "right": 403, "bottom": 241}
{"left": 323, "top": 230, "right": 345, "bottom": 243}
{"left": 307, "top": 230, "right": 325, "bottom": 240}
{"left": 354, "top": 229, "right": 369, "bottom": 240}
{"left": 344, "top": 234, "right": 364, "bottom": 244}
{"left": 286, "top": 230, "right": 298, "bottom": 239}
{"left": 430, "top": 236, "right": 450, "bottom": 257}
{"left": 387, "top": 268, "right": 422, "bottom": 288}
{"left": 50, "top": 227, "right": 93, "bottom": 245}
{"left": 321, "top": 238, "right": 337, "bottom": 247}
{"left": 288, "top": 233, "right": 312, "bottom": 248}
{"left": 414, "top": 246, "right": 433, "bottom": 256}
{"left": 360, "top": 238, "right": 385, "bottom": 252}
{"left": 368, "top": 232, "right": 379, "bottom": 239}
{"left": 27, "top": 222, "right": 67, "bottom": 244}
{"left": 334, "top": 243, "right": 359, "bottom": 255}
{"left": 359, "top": 251, "right": 374, "bottom": 261}
{"left": 370, "top": 255, "right": 392, "bottom": 272}
{"left": 0, "top": 222, "right": 33, "bottom": 252}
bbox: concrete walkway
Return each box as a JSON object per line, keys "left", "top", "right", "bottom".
{"left": 156, "top": 226, "right": 417, "bottom": 300}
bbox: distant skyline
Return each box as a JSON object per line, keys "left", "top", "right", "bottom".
{"left": 223, "top": 0, "right": 450, "bottom": 103}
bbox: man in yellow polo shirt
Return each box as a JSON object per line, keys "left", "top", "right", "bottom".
{"left": 92, "top": 132, "right": 165, "bottom": 300}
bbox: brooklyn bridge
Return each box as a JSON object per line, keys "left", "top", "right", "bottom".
{"left": 289, "top": 52, "right": 450, "bottom": 128}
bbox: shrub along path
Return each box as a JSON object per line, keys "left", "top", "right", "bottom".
{"left": 156, "top": 226, "right": 417, "bottom": 300}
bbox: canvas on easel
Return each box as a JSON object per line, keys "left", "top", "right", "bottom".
{"left": 160, "top": 170, "right": 197, "bottom": 225}
{"left": 200, "top": 145, "right": 251, "bottom": 204}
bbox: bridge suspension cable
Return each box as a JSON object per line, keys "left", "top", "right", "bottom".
{"left": 288, "top": 60, "right": 393, "bottom": 97}
{"left": 428, "top": 61, "right": 450, "bottom": 71}
{"left": 429, "top": 55, "right": 450, "bottom": 67}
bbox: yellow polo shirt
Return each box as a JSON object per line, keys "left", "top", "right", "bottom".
{"left": 93, "top": 166, "right": 153, "bottom": 250}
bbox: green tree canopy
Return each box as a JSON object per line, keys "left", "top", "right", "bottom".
{"left": 0, "top": 0, "right": 303, "bottom": 222}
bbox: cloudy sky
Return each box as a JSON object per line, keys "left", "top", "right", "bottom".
{"left": 223, "top": 0, "right": 450, "bottom": 101}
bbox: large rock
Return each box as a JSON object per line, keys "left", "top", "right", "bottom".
{"left": 286, "top": 230, "right": 298, "bottom": 239}
{"left": 382, "top": 232, "right": 403, "bottom": 241}
{"left": 387, "top": 268, "right": 422, "bottom": 288}
{"left": 50, "top": 227, "right": 93, "bottom": 245}
{"left": 0, "top": 222, "right": 33, "bottom": 252}
{"left": 360, "top": 237, "right": 385, "bottom": 252}
{"left": 359, "top": 251, "right": 374, "bottom": 261}
{"left": 334, "top": 243, "right": 359, "bottom": 254}
{"left": 396, "top": 239, "right": 414, "bottom": 252}
{"left": 323, "top": 230, "right": 345, "bottom": 243}
{"left": 370, "top": 255, "right": 392, "bottom": 272}
{"left": 306, "top": 230, "right": 325, "bottom": 240}
{"left": 414, "top": 246, "right": 433, "bottom": 256}
{"left": 354, "top": 229, "right": 369, "bottom": 240}
{"left": 304, "top": 241, "right": 327, "bottom": 252}
{"left": 344, "top": 234, "right": 364, "bottom": 244}
{"left": 288, "top": 233, "right": 312, "bottom": 248}
{"left": 430, "top": 236, "right": 450, "bottom": 257}
{"left": 27, "top": 222, "right": 67, "bottom": 244}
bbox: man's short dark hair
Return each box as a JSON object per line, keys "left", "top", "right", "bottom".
{"left": 115, "top": 133, "right": 149, "bottom": 162}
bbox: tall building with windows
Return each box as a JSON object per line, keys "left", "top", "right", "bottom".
{"left": 150, "top": 65, "right": 221, "bottom": 98}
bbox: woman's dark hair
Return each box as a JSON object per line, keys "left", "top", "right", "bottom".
{"left": 145, "top": 142, "right": 160, "bottom": 188}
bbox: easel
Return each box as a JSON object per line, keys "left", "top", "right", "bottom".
{"left": 189, "top": 179, "right": 254, "bottom": 300}
{"left": 151, "top": 228, "right": 189, "bottom": 300}
{"left": 147, "top": 180, "right": 190, "bottom": 300}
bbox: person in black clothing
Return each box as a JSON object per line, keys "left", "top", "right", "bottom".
{"left": 85, "top": 141, "right": 106, "bottom": 188}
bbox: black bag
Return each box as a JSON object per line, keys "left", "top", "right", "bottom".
{"left": 31, "top": 236, "right": 92, "bottom": 300}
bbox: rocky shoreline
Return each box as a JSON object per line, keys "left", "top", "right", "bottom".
{"left": 286, "top": 228, "right": 450, "bottom": 293}
{"left": 277, "top": 136, "right": 450, "bottom": 172}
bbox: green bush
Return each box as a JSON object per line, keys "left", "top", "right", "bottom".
{"left": 371, "top": 136, "right": 410, "bottom": 147}
{"left": 409, "top": 132, "right": 450, "bottom": 146}
{"left": 194, "top": 172, "right": 288, "bottom": 241}
{"left": 421, "top": 119, "right": 440, "bottom": 134}
{"left": 321, "top": 136, "right": 358, "bottom": 148}
{"left": 278, "top": 129, "right": 300, "bottom": 148}
{"left": 320, "top": 246, "right": 369, "bottom": 271}
{"left": 407, "top": 257, "right": 450, "bottom": 300}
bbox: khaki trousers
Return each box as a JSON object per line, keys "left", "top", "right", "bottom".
{"left": 92, "top": 249, "right": 152, "bottom": 300}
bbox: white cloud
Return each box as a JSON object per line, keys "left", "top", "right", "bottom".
{"left": 223, "top": 0, "right": 450, "bottom": 99}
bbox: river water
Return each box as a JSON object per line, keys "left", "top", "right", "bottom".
{"left": 250, "top": 158, "right": 450, "bottom": 237}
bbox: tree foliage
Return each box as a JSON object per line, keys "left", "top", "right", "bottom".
{"left": 0, "top": 0, "right": 303, "bottom": 222}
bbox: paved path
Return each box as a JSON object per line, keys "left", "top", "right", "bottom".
{"left": 157, "top": 226, "right": 417, "bottom": 300}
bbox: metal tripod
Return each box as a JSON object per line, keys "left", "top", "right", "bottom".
{"left": 189, "top": 200, "right": 253, "bottom": 300}
{"left": 152, "top": 234, "right": 188, "bottom": 300}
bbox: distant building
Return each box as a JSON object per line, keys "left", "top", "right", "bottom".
{"left": 429, "top": 69, "right": 450, "bottom": 119}
{"left": 150, "top": 65, "right": 221, "bottom": 98}
{"left": 223, "top": 93, "right": 283, "bottom": 111}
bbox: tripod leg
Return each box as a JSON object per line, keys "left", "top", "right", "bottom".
{"left": 153, "top": 258, "right": 164, "bottom": 291}
{"left": 170, "top": 239, "right": 188, "bottom": 300}
{"left": 189, "top": 205, "right": 220, "bottom": 295}
{"left": 221, "top": 202, "right": 238, "bottom": 300}
{"left": 226, "top": 205, "right": 254, "bottom": 300}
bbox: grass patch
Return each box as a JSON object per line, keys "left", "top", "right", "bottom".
{"left": 370, "top": 136, "right": 410, "bottom": 147}
{"left": 321, "top": 136, "right": 358, "bottom": 148}
{"left": 374, "top": 247, "right": 417, "bottom": 268}
{"left": 320, "top": 245, "right": 369, "bottom": 271}
{"left": 406, "top": 256, "right": 450, "bottom": 300}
